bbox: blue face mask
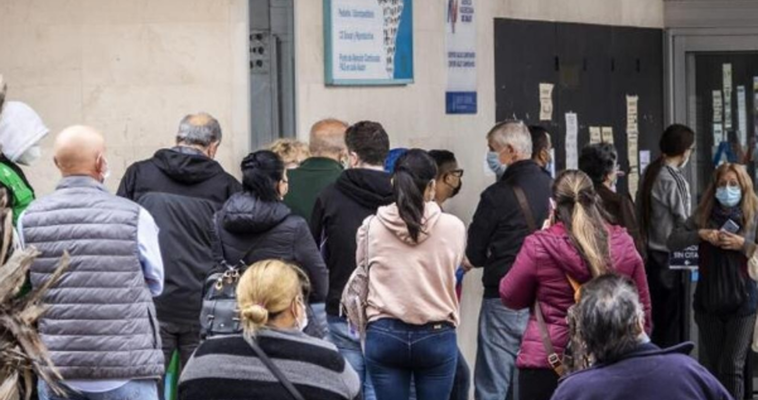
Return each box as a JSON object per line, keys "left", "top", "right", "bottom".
{"left": 487, "top": 151, "right": 506, "bottom": 179}
{"left": 716, "top": 186, "right": 742, "bottom": 208}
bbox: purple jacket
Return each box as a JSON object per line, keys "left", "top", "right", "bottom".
{"left": 499, "top": 223, "right": 652, "bottom": 369}
{"left": 552, "top": 342, "right": 733, "bottom": 400}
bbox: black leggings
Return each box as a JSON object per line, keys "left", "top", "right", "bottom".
{"left": 518, "top": 368, "right": 559, "bottom": 400}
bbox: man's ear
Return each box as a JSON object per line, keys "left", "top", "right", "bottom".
{"left": 53, "top": 157, "right": 60, "bottom": 169}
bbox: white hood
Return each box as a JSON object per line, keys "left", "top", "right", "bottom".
{"left": 0, "top": 101, "right": 49, "bottom": 162}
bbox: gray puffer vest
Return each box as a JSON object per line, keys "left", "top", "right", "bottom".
{"left": 23, "top": 176, "right": 164, "bottom": 380}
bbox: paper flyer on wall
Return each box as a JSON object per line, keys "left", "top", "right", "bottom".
{"left": 713, "top": 90, "right": 723, "bottom": 123}
{"left": 540, "top": 83, "right": 554, "bottom": 121}
{"left": 445, "top": 0, "right": 477, "bottom": 114}
{"left": 723, "top": 64, "right": 733, "bottom": 130}
{"left": 626, "top": 95, "right": 639, "bottom": 132}
{"left": 714, "top": 123, "right": 724, "bottom": 146}
{"left": 589, "top": 127, "right": 601, "bottom": 144}
{"left": 601, "top": 127, "right": 614, "bottom": 144}
{"left": 640, "top": 150, "right": 651, "bottom": 175}
{"left": 738, "top": 86, "right": 747, "bottom": 147}
{"left": 626, "top": 95, "right": 640, "bottom": 194}
{"left": 565, "top": 113, "right": 578, "bottom": 169}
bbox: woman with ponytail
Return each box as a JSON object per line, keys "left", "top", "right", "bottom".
{"left": 359, "top": 149, "right": 466, "bottom": 400}
{"left": 500, "top": 170, "right": 653, "bottom": 400}
{"left": 636, "top": 124, "right": 695, "bottom": 348}
{"left": 179, "top": 260, "right": 360, "bottom": 400}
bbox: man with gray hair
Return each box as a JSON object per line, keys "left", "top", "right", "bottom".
{"left": 467, "top": 120, "right": 553, "bottom": 400}
{"left": 284, "top": 118, "right": 348, "bottom": 221}
{"left": 552, "top": 274, "right": 731, "bottom": 400}
{"left": 117, "top": 113, "right": 241, "bottom": 391}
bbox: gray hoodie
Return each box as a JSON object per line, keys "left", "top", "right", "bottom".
{"left": 637, "top": 162, "right": 692, "bottom": 252}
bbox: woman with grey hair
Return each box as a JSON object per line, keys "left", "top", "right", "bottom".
{"left": 552, "top": 274, "right": 731, "bottom": 400}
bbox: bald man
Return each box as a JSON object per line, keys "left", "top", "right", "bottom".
{"left": 19, "top": 125, "right": 165, "bottom": 400}
{"left": 283, "top": 118, "right": 348, "bottom": 221}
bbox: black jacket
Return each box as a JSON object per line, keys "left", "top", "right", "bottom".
{"left": 117, "top": 147, "right": 242, "bottom": 204}
{"left": 214, "top": 193, "right": 328, "bottom": 303}
{"left": 117, "top": 147, "right": 242, "bottom": 325}
{"left": 139, "top": 192, "right": 218, "bottom": 325}
{"left": 310, "top": 169, "right": 394, "bottom": 316}
{"left": 467, "top": 160, "right": 552, "bottom": 298}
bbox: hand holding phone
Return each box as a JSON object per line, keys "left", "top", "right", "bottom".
{"left": 721, "top": 219, "right": 740, "bottom": 234}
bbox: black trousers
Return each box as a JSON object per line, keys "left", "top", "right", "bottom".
{"left": 647, "top": 250, "right": 688, "bottom": 347}
{"left": 518, "top": 368, "right": 559, "bottom": 400}
{"left": 695, "top": 312, "right": 756, "bottom": 400}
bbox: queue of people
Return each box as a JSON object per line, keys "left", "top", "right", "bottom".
{"left": 1, "top": 83, "right": 751, "bottom": 400}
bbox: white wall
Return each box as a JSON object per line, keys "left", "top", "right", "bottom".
{"left": 294, "top": 0, "right": 663, "bottom": 396}
{"left": 0, "top": 0, "right": 251, "bottom": 194}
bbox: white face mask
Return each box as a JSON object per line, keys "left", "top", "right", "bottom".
{"left": 16, "top": 145, "right": 41, "bottom": 166}
{"left": 295, "top": 298, "right": 308, "bottom": 332}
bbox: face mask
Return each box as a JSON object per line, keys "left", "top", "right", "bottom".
{"left": 486, "top": 151, "right": 506, "bottom": 179}
{"left": 716, "top": 186, "right": 742, "bottom": 208}
{"left": 294, "top": 298, "right": 308, "bottom": 332}
{"left": 16, "top": 145, "right": 41, "bottom": 166}
{"left": 451, "top": 180, "right": 462, "bottom": 198}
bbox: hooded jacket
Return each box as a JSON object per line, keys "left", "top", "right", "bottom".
{"left": 360, "top": 202, "right": 466, "bottom": 326}
{"left": 117, "top": 147, "right": 242, "bottom": 326}
{"left": 214, "top": 192, "right": 328, "bottom": 303}
{"left": 499, "top": 223, "right": 653, "bottom": 369}
{"left": 311, "top": 169, "right": 394, "bottom": 316}
{"left": 117, "top": 147, "right": 242, "bottom": 204}
{"left": 552, "top": 342, "right": 731, "bottom": 400}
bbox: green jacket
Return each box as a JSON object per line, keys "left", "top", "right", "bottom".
{"left": 0, "top": 160, "right": 34, "bottom": 226}
{"left": 284, "top": 157, "right": 343, "bottom": 223}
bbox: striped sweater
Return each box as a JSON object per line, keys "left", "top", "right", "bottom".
{"left": 179, "top": 329, "right": 360, "bottom": 400}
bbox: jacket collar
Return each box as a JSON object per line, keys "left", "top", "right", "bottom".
{"left": 299, "top": 157, "right": 343, "bottom": 171}
{"left": 499, "top": 159, "right": 541, "bottom": 182}
{"left": 56, "top": 175, "right": 108, "bottom": 193}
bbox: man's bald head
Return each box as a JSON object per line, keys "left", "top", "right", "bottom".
{"left": 54, "top": 125, "right": 108, "bottom": 180}
{"left": 309, "top": 118, "right": 348, "bottom": 160}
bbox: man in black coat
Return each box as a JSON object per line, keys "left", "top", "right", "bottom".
{"left": 310, "top": 121, "right": 392, "bottom": 400}
{"left": 117, "top": 112, "right": 242, "bottom": 379}
{"left": 467, "top": 121, "right": 553, "bottom": 400}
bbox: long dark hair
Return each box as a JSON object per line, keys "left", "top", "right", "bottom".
{"left": 392, "top": 149, "right": 438, "bottom": 243}
{"left": 241, "top": 150, "right": 284, "bottom": 202}
{"left": 639, "top": 124, "right": 695, "bottom": 243}
{"left": 554, "top": 170, "right": 612, "bottom": 277}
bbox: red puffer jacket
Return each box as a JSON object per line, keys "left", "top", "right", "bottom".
{"left": 499, "top": 222, "right": 652, "bottom": 369}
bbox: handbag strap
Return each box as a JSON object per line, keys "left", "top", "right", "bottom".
{"left": 244, "top": 335, "right": 306, "bottom": 400}
{"left": 511, "top": 184, "right": 537, "bottom": 233}
{"left": 534, "top": 302, "right": 565, "bottom": 376}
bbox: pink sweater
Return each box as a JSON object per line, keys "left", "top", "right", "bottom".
{"left": 357, "top": 202, "right": 466, "bottom": 326}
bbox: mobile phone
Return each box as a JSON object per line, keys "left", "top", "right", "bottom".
{"left": 721, "top": 219, "right": 740, "bottom": 234}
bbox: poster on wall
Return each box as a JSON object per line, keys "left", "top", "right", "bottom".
{"left": 445, "top": 0, "right": 477, "bottom": 114}
{"left": 324, "top": 0, "right": 414, "bottom": 86}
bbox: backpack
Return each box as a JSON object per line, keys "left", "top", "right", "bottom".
{"left": 339, "top": 216, "right": 375, "bottom": 342}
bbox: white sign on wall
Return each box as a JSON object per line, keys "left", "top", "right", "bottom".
{"left": 324, "top": 0, "right": 414, "bottom": 85}
{"left": 445, "top": 0, "right": 477, "bottom": 114}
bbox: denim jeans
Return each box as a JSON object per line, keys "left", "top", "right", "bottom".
{"left": 451, "top": 349, "right": 471, "bottom": 400}
{"left": 474, "top": 298, "right": 529, "bottom": 400}
{"left": 365, "top": 318, "right": 458, "bottom": 400}
{"left": 327, "top": 315, "right": 376, "bottom": 400}
{"left": 38, "top": 380, "right": 159, "bottom": 400}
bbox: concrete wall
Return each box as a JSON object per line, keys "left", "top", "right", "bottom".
{"left": 294, "top": 0, "right": 663, "bottom": 395}
{"left": 0, "top": 0, "right": 250, "bottom": 194}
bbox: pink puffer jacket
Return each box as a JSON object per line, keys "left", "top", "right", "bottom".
{"left": 499, "top": 223, "right": 652, "bottom": 369}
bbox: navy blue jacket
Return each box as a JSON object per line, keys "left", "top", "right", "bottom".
{"left": 552, "top": 342, "right": 732, "bottom": 400}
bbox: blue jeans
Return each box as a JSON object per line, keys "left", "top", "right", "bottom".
{"left": 365, "top": 318, "right": 458, "bottom": 400}
{"left": 38, "top": 380, "right": 158, "bottom": 400}
{"left": 474, "top": 298, "right": 529, "bottom": 400}
{"left": 327, "top": 315, "right": 376, "bottom": 400}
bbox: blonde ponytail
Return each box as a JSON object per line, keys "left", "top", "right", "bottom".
{"left": 554, "top": 171, "right": 611, "bottom": 277}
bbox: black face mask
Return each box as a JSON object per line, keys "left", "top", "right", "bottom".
{"left": 447, "top": 177, "right": 462, "bottom": 198}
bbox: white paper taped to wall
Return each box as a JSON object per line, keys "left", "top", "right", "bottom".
{"left": 640, "top": 150, "right": 651, "bottom": 174}
{"left": 540, "top": 83, "right": 554, "bottom": 121}
{"left": 565, "top": 113, "right": 578, "bottom": 169}
{"left": 626, "top": 95, "right": 639, "bottom": 133}
{"left": 724, "top": 64, "right": 733, "bottom": 93}
{"left": 589, "top": 127, "right": 601, "bottom": 144}
{"left": 725, "top": 90, "right": 733, "bottom": 130}
{"left": 602, "top": 127, "right": 614, "bottom": 144}
{"left": 738, "top": 86, "right": 747, "bottom": 147}
{"left": 714, "top": 123, "right": 724, "bottom": 145}
{"left": 713, "top": 90, "right": 723, "bottom": 123}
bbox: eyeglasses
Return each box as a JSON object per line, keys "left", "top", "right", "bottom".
{"left": 449, "top": 169, "right": 464, "bottom": 178}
